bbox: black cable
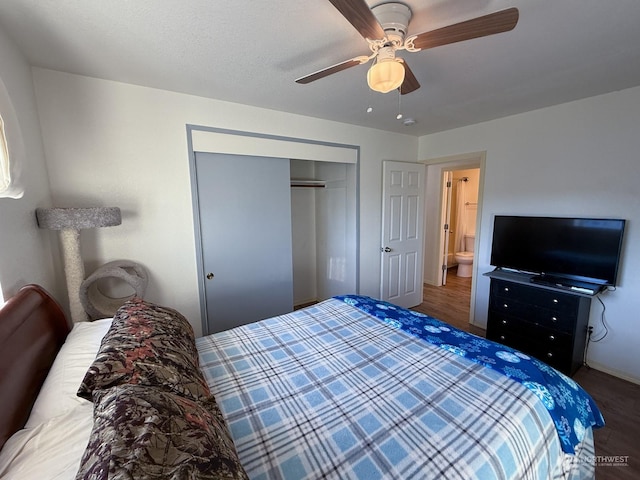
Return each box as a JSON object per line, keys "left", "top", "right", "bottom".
{"left": 583, "top": 327, "right": 592, "bottom": 368}
{"left": 590, "top": 295, "right": 609, "bottom": 342}
{"left": 583, "top": 293, "right": 609, "bottom": 368}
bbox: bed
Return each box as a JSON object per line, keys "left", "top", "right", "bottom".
{"left": 0, "top": 284, "right": 602, "bottom": 479}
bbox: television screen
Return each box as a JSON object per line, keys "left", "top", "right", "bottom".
{"left": 490, "top": 216, "right": 626, "bottom": 287}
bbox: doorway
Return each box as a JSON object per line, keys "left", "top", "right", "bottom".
{"left": 441, "top": 168, "right": 480, "bottom": 286}
{"left": 422, "top": 152, "right": 485, "bottom": 327}
{"left": 290, "top": 159, "right": 357, "bottom": 308}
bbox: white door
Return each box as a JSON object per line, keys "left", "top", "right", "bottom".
{"left": 380, "top": 161, "right": 425, "bottom": 308}
{"left": 195, "top": 153, "right": 293, "bottom": 334}
{"left": 441, "top": 171, "right": 453, "bottom": 285}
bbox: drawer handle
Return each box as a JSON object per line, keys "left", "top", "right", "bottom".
{"left": 553, "top": 299, "right": 559, "bottom": 304}
{"left": 551, "top": 316, "right": 558, "bottom": 322}
{"left": 503, "top": 287, "right": 509, "bottom": 292}
{"left": 503, "top": 304, "right": 508, "bottom": 309}
{"left": 547, "top": 352, "right": 553, "bottom": 358}
{"left": 499, "top": 335, "right": 506, "bottom": 341}
{"left": 549, "top": 335, "right": 555, "bottom": 341}
{"left": 502, "top": 319, "right": 508, "bottom": 325}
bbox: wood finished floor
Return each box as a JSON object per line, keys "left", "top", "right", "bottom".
{"left": 414, "top": 267, "right": 640, "bottom": 479}
{"left": 411, "top": 268, "right": 485, "bottom": 336}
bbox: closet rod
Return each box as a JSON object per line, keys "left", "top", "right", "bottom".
{"left": 290, "top": 180, "right": 326, "bottom": 188}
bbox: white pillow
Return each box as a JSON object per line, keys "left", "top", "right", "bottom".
{"left": 0, "top": 403, "right": 94, "bottom": 479}
{"left": 24, "top": 318, "right": 113, "bottom": 428}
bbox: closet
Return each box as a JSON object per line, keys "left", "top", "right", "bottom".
{"left": 194, "top": 152, "right": 356, "bottom": 334}
{"left": 290, "top": 159, "right": 357, "bottom": 307}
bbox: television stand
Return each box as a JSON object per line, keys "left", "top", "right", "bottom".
{"left": 484, "top": 270, "right": 592, "bottom": 376}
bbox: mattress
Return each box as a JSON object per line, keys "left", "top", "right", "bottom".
{"left": 197, "top": 297, "right": 597, "bottom": 479}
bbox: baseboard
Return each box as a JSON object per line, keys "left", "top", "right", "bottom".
{"left": 584, "top": 361, "right": 640, "bottom": 386}
{"left": 294, "top": 299, "right": 318, "bottom": 310}
{"left": 469, "top": 320, "right": 486, "bottom": 330}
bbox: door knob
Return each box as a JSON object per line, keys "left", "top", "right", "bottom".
{"left": 206, "top": 273, "right": 214, "bottom": 280}
{"left": 381, "top": 246, "right": 392, "bottom": 253}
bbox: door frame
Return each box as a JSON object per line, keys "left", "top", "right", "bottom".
{"left": 441, "top": 171, "right": 453, "bottom": 286}
{"left": 421, "top": 151, "right": 486, "bottom": 326}
{"left": 187, "top": 125, "right": 360, "bottom": 335}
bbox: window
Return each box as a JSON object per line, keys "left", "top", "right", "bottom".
{"left": 0, "top": 76, "right": 24, "bottom": 199}
{"left": 0, "top": 113, "right": 11, "bottom": 195}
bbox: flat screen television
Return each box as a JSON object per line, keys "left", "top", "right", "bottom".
{"left": 490, "top": 216, "right": 626, "bottom": 288}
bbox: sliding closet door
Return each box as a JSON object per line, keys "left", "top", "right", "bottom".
{"left": 195, "top": 152, "right": 293, "bottom": 334}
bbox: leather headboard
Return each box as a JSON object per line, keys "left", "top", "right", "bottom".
{"left": 0, "top": 284, "right": 70, "bottom": 450}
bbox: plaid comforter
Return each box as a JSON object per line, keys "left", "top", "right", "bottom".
{"left": 197, "top": 298, "right": 595, "bottom": 479}
{"left": 334, "top": 295, "right": 604, "bottom": 455}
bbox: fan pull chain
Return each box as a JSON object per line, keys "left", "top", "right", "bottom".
{"left": 396, "top": 89, "right": 403, "bottom": 120}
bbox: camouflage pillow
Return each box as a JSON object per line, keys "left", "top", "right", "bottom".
{"left": 78, "top": 298, "right": 210, "bottom": 402}
{"left": 76, "top": 385, "right": 248, "bottom": 480}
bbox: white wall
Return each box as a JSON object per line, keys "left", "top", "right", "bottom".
{"left": 419, "top": 86, "right": 640, "bottom": 384}
{"left": 0, "top": 27, "right": 58, "bottom": 301}
{"left": 32, "top": 68, "right": 418, "bottom": 336}
{"left": 456, "top": 169, "right": 479, "bottom": 240}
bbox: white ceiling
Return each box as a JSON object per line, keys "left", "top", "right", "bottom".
{"left": 1, "top": 0, "right": 640, "bottom": 137}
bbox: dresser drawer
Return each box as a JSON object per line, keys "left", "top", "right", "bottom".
{"left": 490, "top": 279, "right": 580, "bottom": 314}
{"left": 489, "top": 296, "right": 575, "bottom": 333}
{"left": 486, "top": 319, "right": 573, "bottom": 371}
{"left": 488, "top": 314, "right": 572, "bottom": 348}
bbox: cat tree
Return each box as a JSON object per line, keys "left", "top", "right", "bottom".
{"left": 36, "top": 207, "right": 147, "bottom": 323}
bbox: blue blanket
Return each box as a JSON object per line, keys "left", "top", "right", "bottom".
{"left": 335, "top": 295, "right": 604, "bottom": 455}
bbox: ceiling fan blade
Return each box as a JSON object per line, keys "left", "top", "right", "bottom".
{"left": 327, "top": 0, "right": 385, "bottom": 40}
{"left": 399, "top": 60, "right": 420, "bottom": 95}
{"left": 296, "top": 57, "right": 367, "bottom": 84}
{"left": 409, "top": 7, "right": 519, "bottom": 51}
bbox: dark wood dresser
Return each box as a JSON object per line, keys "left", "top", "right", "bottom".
{"left": 485, "top": 270, "right": 592, "bottom": 376}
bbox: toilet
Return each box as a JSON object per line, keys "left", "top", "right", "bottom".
{"left": 455, "top": 234, "right": 475, "bottom": 277}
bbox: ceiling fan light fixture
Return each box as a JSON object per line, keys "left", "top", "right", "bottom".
{"left": 367, "top": 58, "right": 405, "bottom": 93}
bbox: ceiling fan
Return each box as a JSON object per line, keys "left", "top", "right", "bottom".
{"left": 296, "top": 0, "right": 519, "bottom": 94}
